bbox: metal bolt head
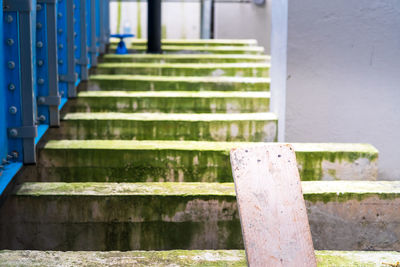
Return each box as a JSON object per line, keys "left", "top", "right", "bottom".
{"left": 58, "top": 12, "right": 63, "bottom": 18}
{"left": 58, "top": 28, "right": 63, "bottom": 34}
{"left": 9, "top": 129, "right": 18, "bottom": 137}
{"left": 38, "top": 115, "right": 46, "bottom": 122}
{"left": 6, "top": 38, "right": 14, "bottom": 46}
{"left": 37, "top": 22, "right": 42, "bottom": 29}
{"left": 37, "top": 41, "right": 43, "bottom": 48}
{"left": 38, "top": 78, "right": 45, "bottom": 85}
{"left": 7, "top": 61, "right": 15, "bottom": 69}
{"left": 38, "top": 97, "right": 46, "bottom": 105}
{"left": 9, "top": 106, "right": 17, "bottom": 115}
{"left": 8, "top": 83, "right": 15, "bottom": 91}
{"left": 11, "top": 151, "right": 19, "bottom": 159}
{"left": 58, "top": 59, "right": 64, "bottom": 65}
{"left": 38, "top": 60, "right": 44, "bottom": 67}
{"left": 58, "top": 44, "right": 64, "bottom": 49}
{"left": 37, "top": 4, "right": 42, "bottom": 11}
{"left": 6, "top": 15, "right": 13, "bottom": 23}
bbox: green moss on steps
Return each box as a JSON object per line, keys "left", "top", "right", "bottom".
{"left": 95, "top": 63, "right": 270, "bottom": 77}
{"left": 35, "top": 141, "right": 378, "bottom": 182}
{"left": 102, "top": 54, "right": 270, "bottom": 64}
{"left": 0, "top": 250, "right": 399, "bottom": 266}
{"left": 56, "top": 112, "right": 277, "bottom": 142}
{"left": 64, "top": 91, "right": 271, "bottom": 113}
{"left": 88, "top": 75, "right": 270, "bottom": 92}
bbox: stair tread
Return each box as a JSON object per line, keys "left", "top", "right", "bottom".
{"left": 14, "top": 181, "right": 400, "bottom": 196}
{"left": 126, "top": 38, "right": 259, "bottom": 45}
{"left": 103, "top": 54, "right": 270, "bottom": 60}
{"left": 44, "top": 140, "right": 378, "bottom": 154}
{"left": 97, "top": 62, "right": 271, "bottom": 68}
{"left": 0, "top": 249, "right": 399, "bottom": 266}
{"left": 90, "top": 74, "right": 271, "bottom": 83}
{"left": 62, "top": 112, "right": 278, "bottom": 121}
{"left": 77, "top": 90, "right": 271, "bottom": 98}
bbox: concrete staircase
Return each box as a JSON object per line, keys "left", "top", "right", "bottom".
{"left": 0, "top": 39, "right": 398, "bottom": 266}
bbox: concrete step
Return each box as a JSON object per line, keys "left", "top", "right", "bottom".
{"left": 101, "top": 54, "right": 270, "bottom": 64}
{"left": 63, "top": 91, "right": 271, "bottom": 113}
{"left": 29, "top": 141, "right": 378, "bottom": 182}
{"left": 88, "top": 75, "right": 270, "bottom": 92}
{"left": 0, "top": 181, "right": 397, "bottom": 251}
{"left": 110, "top": 45, "right": 265, "bottom": 55}
{"left": 111, "top": 38, "right": 259, "bottom": 46}
{"left": 1, "top": 250, "right": 399, "bottom": 266}
{"left": 95, "top": 63, "right": 270, "bottom": 77}
{"left": 52, "top": 112, "right": 277, "bottom": 142}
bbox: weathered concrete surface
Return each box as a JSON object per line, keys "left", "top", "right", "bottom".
{"left": 0, "top": 181, "right": 399, "bottom": 251}
{"left": 109, "top": 45, "right": 265, "bottom": 55}
{"left": 88, "top": 75, "right": 270, "bottom": 92}
{"left": 28, "top": 141, "right": 378, "bottom": 182}
{"left": 64, "top": 91, "right": 271, "bottom": 114}
{"left": 53, "top": 112, "right": 277, "bottom": 142}
{"left": 102, "top": 54, "right": 270, "bottom": 64}
{"left": 0, "top": 250, "right": 399, "bottom": 267}
{"left": 95, "top": 63, "right": 270, "bottom": 77}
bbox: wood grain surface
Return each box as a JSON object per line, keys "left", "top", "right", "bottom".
{"left": 230, "top": 144, "right": 316, "bottom": 267}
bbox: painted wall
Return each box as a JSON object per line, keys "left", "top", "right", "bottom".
{"left": 284, "top": 0, "right": 400, "bottom": 180}
{"left": 109, "top": 1, "right": 201, "bottom": 39}
{"left": 109, "top": 1, "right": 271, "bottom": 52}
{"left": 215, "top": 2, "right": 271, "bottom": 52}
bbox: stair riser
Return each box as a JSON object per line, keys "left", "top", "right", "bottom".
{"left": 52, "top": 120, "right": 277, "bottom": 142}
{"left": 88, "top": 78, "right": 270, "bottom": 92}
{"left": 63, "top": 96, "right": 270, "bottom": 113}
{"left": 1, "top": 194, "right": 397, "bottom": 251}
{"left": 94, "top": 67, "right": 270, "bottom": 78}
{"left": 31, "top": 148, "right": 378, "bottom": 182}
{"left": 101, "top": 57, "right": 269, "bottom": 64}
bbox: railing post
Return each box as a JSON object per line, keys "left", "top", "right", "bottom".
{"left": 78, "top": 0, "right": 89, "bottom": 81}
{"left": 4, "top": 0, "right": 38, "bottom": 164}
{"left": 99, "top": 0, "right": 105, "bottom": 53}
{"left": 89, "top": 0, "right": 98, "bottom": 66}
{"left": 37, "top": 0, "right": 61, "bottom": 127}
{"left": 147, "top": 0, "right": 162, "bottom": 53}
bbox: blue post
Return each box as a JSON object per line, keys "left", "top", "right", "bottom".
{"left": 4, "top": 0, "right": 38, "bottom": 165}
{"left": 37, "top": 0, "right": 61, "bottom": 127}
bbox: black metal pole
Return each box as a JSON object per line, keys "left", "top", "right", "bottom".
{"left": 147, "top": 0, "right": 162, "bottom": 53}
{"left": 210, "top": 0, "right": 215, "bottom": 39}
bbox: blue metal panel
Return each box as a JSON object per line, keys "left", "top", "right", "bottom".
{"left": 74, "top": 0, "right": 81, "bottom": 87}
{"left": 57, "top": 0, "right": 68, "bottom": 104}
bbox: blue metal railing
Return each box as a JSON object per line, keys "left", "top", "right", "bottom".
{"left": 0, "top": 0, "right": 110, "bottom": 195}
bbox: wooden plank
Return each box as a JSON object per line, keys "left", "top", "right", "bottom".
{"left": 230, "top": 144, "right": 316, "bottom": 267}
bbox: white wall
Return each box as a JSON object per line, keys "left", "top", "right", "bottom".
{"left": 215, "top": 2, "right": 271, "bottom": 52}
{"left": 283, "top": 0, "right": 400, "bottom": 180}
{"left": 109, "top": 1, "right": 271, "bottom": 52}
{"left": 109, "top": 2, "right": 201, "bottom": 39}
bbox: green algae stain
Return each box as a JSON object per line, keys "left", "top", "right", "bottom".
{"left": 162, "top": 25, "right": 167, "bottom": 39}
{"left": 136, "top": 0, "right": 142, "bottom": 38}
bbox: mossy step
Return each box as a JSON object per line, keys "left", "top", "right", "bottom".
{"left": 95, "top": 63, "right": 270, "bottom": 77}
{"left": 113, "top": 38, "right": 259, "bottom": 46}
{"left": 63, "top": 91, "right": 270, "bottom": 113}
{"left": 54, "top": 112, "right": 277, "bottom": 142}
{"left": 32, "top": 141, "right": 378, "bottom": 182}
{"left": 0, "top": 250, "right": 399, "bottom": 267}
{"left": 1, "top": 181, "right": 399, "bottom": 251}
{"left": 88, "top": 75, "right": 270, "bottom": 92}
{"left": 109, "top": 45, "right": 265, "bottom": 55}
{"left": 102, "top": 54, "right": 270, "bottom": 64}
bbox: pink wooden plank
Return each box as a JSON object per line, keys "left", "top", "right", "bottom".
{"left": 230, "top": 144, "right": 316, "bottom": 267}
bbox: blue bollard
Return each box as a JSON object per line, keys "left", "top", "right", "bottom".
{"left": 111, "top": 34, "right": 134, "bottom": 54}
